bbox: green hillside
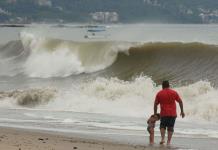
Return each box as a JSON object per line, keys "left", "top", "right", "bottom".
{"left": 0, "top": 0, "right": 218, "bottom": 23}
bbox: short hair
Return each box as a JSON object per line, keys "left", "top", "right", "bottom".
{"left": 162, "top": 80, "right": 170, "bottom": 88}
{"left": 151, "top": 113, "right": 160, "bottom": 120}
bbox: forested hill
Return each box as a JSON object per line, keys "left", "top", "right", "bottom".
{"left": 0, "top": 0, "right": 218, "bottom": 23}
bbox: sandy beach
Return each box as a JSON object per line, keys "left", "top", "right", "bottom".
{"left": 0, "top": 126, "right": 218, "bottom": 150}
{"left": 0, "top": 126, "right": 167, "bottom": 150}
{"left": 0, "top": 127, "right": 146, "bottom": 150}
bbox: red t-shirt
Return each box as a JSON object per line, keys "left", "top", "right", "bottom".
{"left": 155, "top": 88, "right": 182, "bottom": 117}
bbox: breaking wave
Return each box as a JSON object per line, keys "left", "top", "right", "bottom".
{"left": 19, "top": 31, "right": 134, "bottom": 77}
{"left": 0, "top": 76, "right": 217, "bottom": 122}
{"left": 0, "top": 88, "right": 57, "bottom": 107}
{"left": 0, "top": 31, "right": 218, "bottom": 86}
{"left": 42, "top": 77, "right": 218, "bottom": 122}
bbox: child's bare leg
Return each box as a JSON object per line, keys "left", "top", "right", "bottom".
{"left": 149, "top": 128, "right": 154, "bottom": 144}
{"left": 160, "top": 128, "right": 165, "bottom": 144}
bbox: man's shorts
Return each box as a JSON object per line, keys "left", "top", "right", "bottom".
{"left": 160, "top": 116, "right": 176, "bottom": 131}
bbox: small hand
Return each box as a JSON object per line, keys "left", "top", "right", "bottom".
{"left": 180, "top": 112, "right": 185, "bottom": 118}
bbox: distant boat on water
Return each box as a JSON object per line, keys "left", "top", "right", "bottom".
{"left": 87, "top": 26, "right": 106, "bottom": 32}
{"left": 84, "top": 25, "right": 109, "bottom": 39}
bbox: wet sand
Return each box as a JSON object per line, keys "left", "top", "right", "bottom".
{"left": 0, "top": 127, "right": 164, "bottom": 150}
{"left": 0, "top": 127, "right": 217, "bottom": 150}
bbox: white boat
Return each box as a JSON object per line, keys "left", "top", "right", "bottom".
{"left": 87, "top": 26, "right": 106, "bottom": 32}
{"left": 84, "top": 25, "right": 109, "bottom": 39}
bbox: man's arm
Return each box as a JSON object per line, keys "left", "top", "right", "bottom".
{"left": 154, "top": 102, "right": 158, "bottom": 115}
{"left": 154, "top": 94, "right": 159, "bottom": 115}
{"left": 175, "top": 91, "right": 185, "bottom": 118}
{"left": 179, "top": 101, "right": 185, "bottom": 118}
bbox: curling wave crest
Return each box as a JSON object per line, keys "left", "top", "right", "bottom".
{"left": 20, "top": 31, "right": 134, "bottom": 77}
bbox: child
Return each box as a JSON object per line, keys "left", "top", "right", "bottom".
{"left": 147, "top": 113, "right": 160, "bottom": 144}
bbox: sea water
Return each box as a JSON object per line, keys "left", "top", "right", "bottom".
{"left": 0, "top": 24, "right": 218, "bottom": 150}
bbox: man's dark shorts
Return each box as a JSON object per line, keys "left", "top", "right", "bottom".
{"left": 160, "top": 116, "right": 176, "bottom": 132}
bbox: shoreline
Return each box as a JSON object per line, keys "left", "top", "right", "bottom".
{"left": 0, "top": 126, "right": 218, "bottom": 150}
{"left": 0, "top": 126, "right": 192, "bottom": 150}
{"left": 0, "top": 126, "right": 154, "bottom": 150}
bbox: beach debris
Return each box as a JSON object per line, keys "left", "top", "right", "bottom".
{"left": 73, "top": 147, "right": 78, "bottom": 149}
{"left": 38, "top": 138, "right": 44, "bottom": 141}
{"left": 38, "top": 137, "right": 49, "bottom": 143}
{"left": 0, "top": 135, "right": 6, "bottom": 139}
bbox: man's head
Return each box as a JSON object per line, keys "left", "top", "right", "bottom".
{"left": 162, "top": 80, "right": 170, "bottom": 89}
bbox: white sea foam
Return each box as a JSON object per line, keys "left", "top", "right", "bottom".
{"left": 0, "top": 88, "right": 57, "bottom": 107}
{"left": 0, "top": 75, "right": 217, "bottom": 123}
{"left": 20, "top": 76, "right": 215, "bottom": 124}
{"left": 40, "top": 76, "right": 158, "bottom": 117}
{"left": 20, "top": 31, "right": 136, "bottom": 78}
{"left": 62, "top": 118, "right": 77, "bottom": 123}
{"left": 177, "top": 81, "right": 218, "bottom": 122}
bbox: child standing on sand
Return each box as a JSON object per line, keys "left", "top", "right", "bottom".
{"left": 147, "top": 113, "right": 160, "bottom": 144}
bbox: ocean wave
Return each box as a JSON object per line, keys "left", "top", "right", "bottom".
{"left": 20, "top": 31, "right": 135, "bottom": 77}
{"left": 1, "top": 31, "right": 218, "bottom": 86}
{"left": 0, "top": 76, "right": 217, "bottom": 122}
{"left": 77, "top": 77, "right": 218, "bottom": 122}
{"left": 62, "top": 77, "right": 218, "bottom": 122}
{"left": 0, "top": 88, "right": 57, "bottom": 107}
{"left": 106, "top": 42, "right": 218, "bottom": 85}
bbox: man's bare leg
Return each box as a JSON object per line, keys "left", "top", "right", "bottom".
{"left": 167, "top": 128, "right": 173, "bottom": 145}
{"left": 160, "top": 128, "right": 165, "bottom": 144}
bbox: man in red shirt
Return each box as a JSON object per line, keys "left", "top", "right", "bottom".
{"left": 154, "top": 80, "right": 185, "bottom": 145}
